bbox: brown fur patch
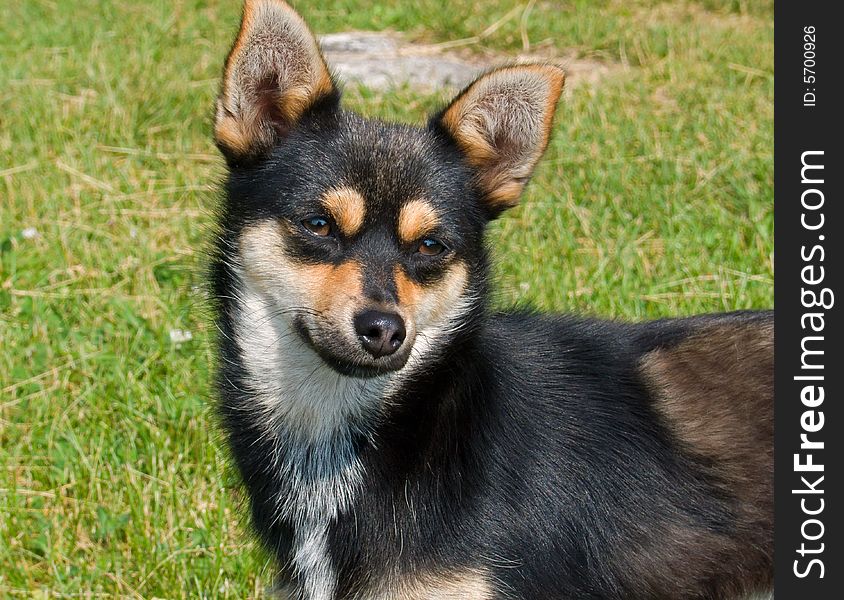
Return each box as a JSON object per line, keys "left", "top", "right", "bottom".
{"left": 321, "top": 187, "right": 366, "bottom": 236}
{"left": 215, "top": 0, "right": 335, "bottom": 158}
{"left": 615, "top": 519, "right": 768, "bottom": 599}
{"left": 397, "top": 199, "right": 440, "bottom": 244}
{"left": 632, "top": 320, "right": 774, "bottom": 597}
{"left": 440, "top": 64, "right": 565, "bottom": 210}
{"left": 640, "top": 321, "right": 773, "bottom": 502}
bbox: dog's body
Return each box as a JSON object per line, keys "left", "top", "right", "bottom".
{"left": 209, "top": 2, "right": 774, "bottom": 598}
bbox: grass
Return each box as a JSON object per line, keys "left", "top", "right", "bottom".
{"left": 1, "top": 0, "right": 772, "bottom": 596}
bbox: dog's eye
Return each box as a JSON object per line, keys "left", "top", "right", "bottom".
{"left": 418, "top": 238, "right": 447, "bottom": 256}
{"left": 302, "top": 216, "right": 332, "bottom": 237}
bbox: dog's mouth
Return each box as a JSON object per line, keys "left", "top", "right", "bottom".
{"left": 293, "top": 316, "right": 413, "bottom": 379}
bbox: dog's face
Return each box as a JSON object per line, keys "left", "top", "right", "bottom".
{"left": 216, "top": 0, "right": 564, "bottom": 378}
{"left": 230, "top": 119, "right": 485, "bottom": 377}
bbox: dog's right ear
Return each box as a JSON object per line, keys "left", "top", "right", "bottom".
{"left": 214, "top": 0, "right": 338, "bottom": 163}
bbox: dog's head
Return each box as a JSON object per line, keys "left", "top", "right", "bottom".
{"left": 215, "top": 0, "right": 564, "bottom": 378}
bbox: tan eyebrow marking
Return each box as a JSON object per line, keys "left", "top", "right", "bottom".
{"left": 398, "top": 199, "right": 440, "bottom": 244}
{"left": 320, "top": 187, "right": 366, "bottom": 236}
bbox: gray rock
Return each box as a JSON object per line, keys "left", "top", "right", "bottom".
{"left": 320, "top": 32, "right": 483, "bottom": 91}
{"left": 318, "top": 31, "right": 620, "bottom": 92}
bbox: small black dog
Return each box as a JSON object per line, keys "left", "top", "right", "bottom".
{"left": 209, "top": 1, "right": 773, "bottom": 598}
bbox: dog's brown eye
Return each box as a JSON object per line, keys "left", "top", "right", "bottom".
{"left": 302, "top": 216, "right": 332, "bottom": 237}
{"left": 418, "top": 238, "right": 446, "bottom": 256}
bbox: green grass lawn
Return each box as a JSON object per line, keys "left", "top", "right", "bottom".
{"left": 1, "top": 0, "right": 772, "bottom": 596}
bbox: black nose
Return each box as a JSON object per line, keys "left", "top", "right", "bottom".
{"left": 353, "top": 310, "right": 406, "bottom": 358}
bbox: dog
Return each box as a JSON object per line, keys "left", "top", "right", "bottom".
{"left": 209, "top": 1, "right": 773, "bottom": 598}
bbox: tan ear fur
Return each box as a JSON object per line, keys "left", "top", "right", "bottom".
{"left": 439, "top": 65, "right": 565, "bottom": 211}
{"left": 214, "top": 0, "right": 336, "bottom": 160}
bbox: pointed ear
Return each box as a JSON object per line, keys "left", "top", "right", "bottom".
{"left": 214, "top": 0, "right": 338, "bottom": 162}
{"left": 434, "top": 65, "right": 565, "bottom": 214}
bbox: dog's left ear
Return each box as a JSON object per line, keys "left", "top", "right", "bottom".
{"left": 433, "top": 65, "right": 565, "bottom": 215}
